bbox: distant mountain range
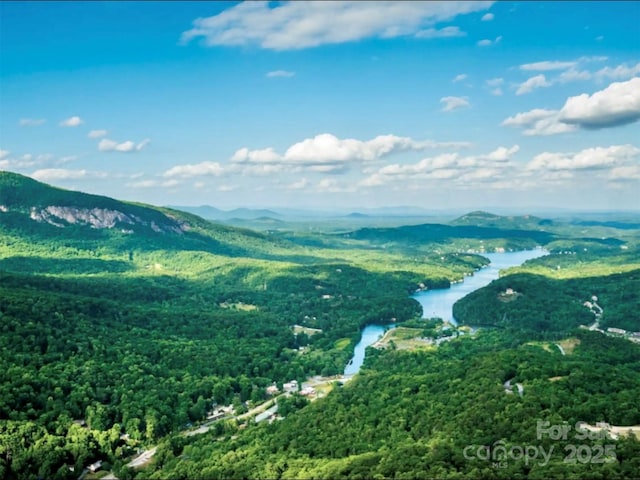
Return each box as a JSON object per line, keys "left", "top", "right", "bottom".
{"left": 169, "top": 205, "right": 282, "bottom": 220}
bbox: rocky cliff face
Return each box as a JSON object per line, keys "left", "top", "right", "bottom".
{"left": 23, "top": 205, "right": 189, "bottom": 234}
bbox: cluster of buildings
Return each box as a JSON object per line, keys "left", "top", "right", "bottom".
{"left": 266, "top": 380, "right": 317, "bottom": 397}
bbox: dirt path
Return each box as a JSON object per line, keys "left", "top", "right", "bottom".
{"left": 127, "top": 447, "right": 157, "bottom": 468}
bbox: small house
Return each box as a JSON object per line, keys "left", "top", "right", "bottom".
{"left": 87, "top": 460, "right": 103, "bottom": 473}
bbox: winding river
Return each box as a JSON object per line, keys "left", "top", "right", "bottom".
{"left": 344, "top": 249, "right": 547, "bottom": 375}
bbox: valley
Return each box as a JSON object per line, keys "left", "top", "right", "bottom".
{"left": 1, "top": 171, "right": 639, "bottom": 479}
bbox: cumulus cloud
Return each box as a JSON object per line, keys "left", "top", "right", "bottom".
{"left": 502, "top": 109, "right": 577, "bottom": 136}
{"left": 31, "top": 169, "right": 93, "bottom": 181}
{"left": 163, "top": 161, "right": 227, "bottom": 178}
{"left": 98, "top": 138, "right": 150, "bottom": 152}
{"left": 59, "top": 116, "right": 84, "bottom": 127}
{"left": 232, "top": 133, "right": 470, "bottom": 168}
{"left": 0, "top": 151, "right": 61, "bottom": 169}
{"left": 231, "top": 147, "right": 281, "bottom": 163}
{"left": 359, "top": 145, "right": 519, "bottom": 188}
{"left": 440, "top": 96, "right": 470, "bottom": 112}
{"left": 477, "top": 35, "right": 501, "bottom": 46}
{"left": 162, "top": 133, "right": 470, "bottom": 181}
{"left": 515, "top": 74, "right": 552, "bottom": 95}
{"left": 181, "top": 1, "right": 493, "bottom": 50}
{"left": 526, "top": 145, "right": 640, "bottom": 171}
{"left": 558, "top": 77, "right": 640, "bottom": 129}
{"left": 283, "top": 133, "right": 412, "bottom": 163}
{"left": 452, "top": 73, "right": 468, "bottom": 83}
{"left": 504, "top": 76, "right": 640, "bottom": 135}
{"left": 415, "top": 26, "right": 466, "bottom": 39}
{"left": 266, "top": 70, "right": 295, "bottom": 78}
{"left": 19, "top": 118, "right": 46, "bottom": 127}
{"left": 88, "top": 129, "right": 108, "bottom": 138}
{"left": 481, "top": 12, "right": 494, "bottom": 21}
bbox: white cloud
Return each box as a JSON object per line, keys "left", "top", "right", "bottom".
{"left": 163, "top": 161, "right": 227, "bottom": 178}
{"left": 486, "top": 77, "right": 503, "bottom": 95}
{"left": 283, "top": 133, "right": 414, "bottom": 163}
{"left": 19, "top": 118, "right": 46, "bottom": 127}
{"left": 0, "top": 149, "right": 9, "bottom": 160}
{"left": 557, "top": 69, "right": 591, "bottom": 83}
{"left": 31, "top": 168, "right": 90, "bottom": 181}
{"left": 594, "top": 62, "right": 640, "bottom": 82}
{"left": 515, "top": 74, "right": 551, "bottom": 95}
{"left": 440, "top": 96, "right": 470, "bottom": 112}
{"left": 609, "top": 165, "right": 640, "bottom": 180}
{"left": 88, "top": 129, "right": 108, "bottom": 138}
{"left": 232, "top": 133, "right": 470, "bottom": 169}
{"left": 486, "top": 145, "right": 520, "bottom": 161}
{"left": 519, "top": 55, "right": 607, "bottom": 73}
{"left": 415, "top": 26, "right": 466, "bottom": 39}
{"left": 59, "top": 116, "right": 84, "bottom": 127}
{"left": 181, "top": 1, "right": 494, "bottom": 50}
{"left": 526, "top": 145, "right": 640, "bottom": 171}
{"left": 515, "top": 59, "right": 639, "bottom": 86}
{"left": 477, "top": 35, "right": 501, "bottom": 46}
{"left": 231, "top": 147, "right": 281, "bottom": 163}
{"left": 266, "top": 70, "right": 295, "bottom": 78}
{"left": 502, "top": 109, "right": 578, "bottom": 136}
{"left": 359, "top": 145, "right": 519, "bottom": 188}
{"left": 162, "top": 133, "right": 471, "bottom": 182}
{"left": 481, "top": 12, "right": 494, "bottom": 21}
{"left": 520, "top": 60, "right": 578, "bottom": 71}
{"left": 558, "top": 77, "right": 640, "bottom": 129}
{"left": 452, "top": 73, "right": 468, "bottom": 83}
{"left": 98, "top": 138, "right": 150, "bottom": 152}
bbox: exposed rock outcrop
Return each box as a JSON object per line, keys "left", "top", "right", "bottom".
{"left": 27, "top": 206, "right": 188, "bottom": 234}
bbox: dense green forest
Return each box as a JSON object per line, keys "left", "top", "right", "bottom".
{"left": 143, "top": 330, "right": 640, "bottom": 479}
{"left": 1, "top": 171, "right": 640, "bottom": 479}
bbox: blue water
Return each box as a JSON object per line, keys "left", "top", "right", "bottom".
{"left": 344, "top": 249, "right": 547, "bottom": 375}
{"left": 413, "top": 249, "right": 547, "bottom": 326}
{"left": 343, "top": 324, "right": 394, "bottom": 376}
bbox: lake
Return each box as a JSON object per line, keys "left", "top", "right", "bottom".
{"left": 344, "top": 248, "right": 547, "bottom": 375}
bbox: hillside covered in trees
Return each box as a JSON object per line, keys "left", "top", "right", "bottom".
{"left": 1, "top": 171, "right": 640, "bottom": 479}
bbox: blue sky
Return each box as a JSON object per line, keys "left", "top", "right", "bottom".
{"left": 1, "top": 1, "right": 639, "bottom": 211}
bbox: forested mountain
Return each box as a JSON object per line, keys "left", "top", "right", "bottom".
{"left": 450, "top": 210, "right": 550, "bottom": 229}
{"left": 1, "top": 171, "right": 640, "bottom": 479}
{"left": 344, "top": 221, "right": 554, "bottom": 251}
